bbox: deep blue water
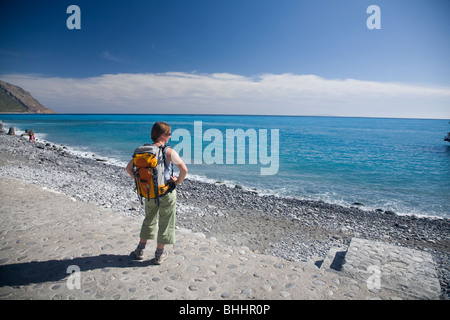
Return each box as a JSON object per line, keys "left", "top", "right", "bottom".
{"left": 2, "top": 114, "right": 449, "bottom": 218}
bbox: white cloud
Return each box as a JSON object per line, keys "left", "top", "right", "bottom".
{"left": 1, "top": 72, "right": 449, "bottom": 118}
{"left": 100, "top": 51, "right": 123, "bottom": 63}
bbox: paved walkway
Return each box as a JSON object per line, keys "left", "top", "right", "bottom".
{"left": 0, "top": 177, "right": 440, "bottom": 300}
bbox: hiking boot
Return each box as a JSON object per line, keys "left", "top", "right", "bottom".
{"left": 133, "top": 248, "right": 144, "bottom": 260}
{"left": 154, "top": 250, "right": 168, "bottom": 265}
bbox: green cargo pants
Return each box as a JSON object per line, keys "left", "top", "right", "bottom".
{"left": 139, "top": 190, "right": 176, "bottom": 244}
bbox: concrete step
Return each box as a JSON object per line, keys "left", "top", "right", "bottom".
{"left": 321, "top": 237, "right": 441, "bottom": 300}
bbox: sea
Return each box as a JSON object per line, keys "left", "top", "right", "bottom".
{"left": 1, "top": 114, "right": 449, "bottom": 219}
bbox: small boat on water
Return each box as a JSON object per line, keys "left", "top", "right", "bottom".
{"left": 445, "top": 121, "right": 450, "bottom": 142}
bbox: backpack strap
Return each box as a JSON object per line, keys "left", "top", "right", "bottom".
{"left": 160, "top": 145, "right": 174, "bottom": 177}
{"left": 134, "top": 171, "right": 144, "bottom": 205}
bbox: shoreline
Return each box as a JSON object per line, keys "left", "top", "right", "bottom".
{"left": 3, "top": 120, "right": 446, "bottom": 220}
{"left": 2, "top": 117, "right": 448, "bottom": 219}
{"left": 0, "top": 134, "right": 449, "bottom": 299}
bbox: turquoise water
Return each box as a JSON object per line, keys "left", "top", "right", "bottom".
{"left": 2, "top": 114, "right": 449, "bottom": 218}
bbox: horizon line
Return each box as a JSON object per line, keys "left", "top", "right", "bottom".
{"left": 1, "top": 112, "right": 449, "bottom": 121}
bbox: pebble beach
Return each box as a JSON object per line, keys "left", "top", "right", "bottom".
{"left": 0, "top": 133, "right": 449, "bottom": 299}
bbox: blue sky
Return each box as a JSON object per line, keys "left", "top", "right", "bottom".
{"left": 0, "top": 0, "right": 449, "bottom": 117}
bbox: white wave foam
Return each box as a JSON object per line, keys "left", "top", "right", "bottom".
{"left": 3, "top": 121, "right": 128, "bottom": 167}
{"left": 186, "top": 173, "right": 446, "bottom": 219}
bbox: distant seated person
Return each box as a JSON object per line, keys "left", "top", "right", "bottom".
{"left": 20, "top": 129, "right": 36, "bottom": 142}
{"left": 20, "top": 129, "right": 30, "bottom": 137}
{"left": 29, "top": 130, "right": 36, "bottom": 142}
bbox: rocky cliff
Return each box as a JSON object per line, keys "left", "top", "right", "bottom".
{"left": 0, "top": 80, "right": 57, "bottom": 113}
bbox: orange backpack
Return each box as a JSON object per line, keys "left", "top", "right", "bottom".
{"left": 133, "top": 144, "right": 174, "bottom": 205}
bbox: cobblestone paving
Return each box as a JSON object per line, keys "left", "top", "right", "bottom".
{"left": 0, "top": 177, "right": 439, "bottom": 300}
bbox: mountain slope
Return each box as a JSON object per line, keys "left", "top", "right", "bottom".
{"left": 0, "top": 80, "right": 57, "bottom": 113}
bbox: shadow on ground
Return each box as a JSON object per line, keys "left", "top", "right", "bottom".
{"left": 0, "top": 253, "right": 155, "bottom": 287}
